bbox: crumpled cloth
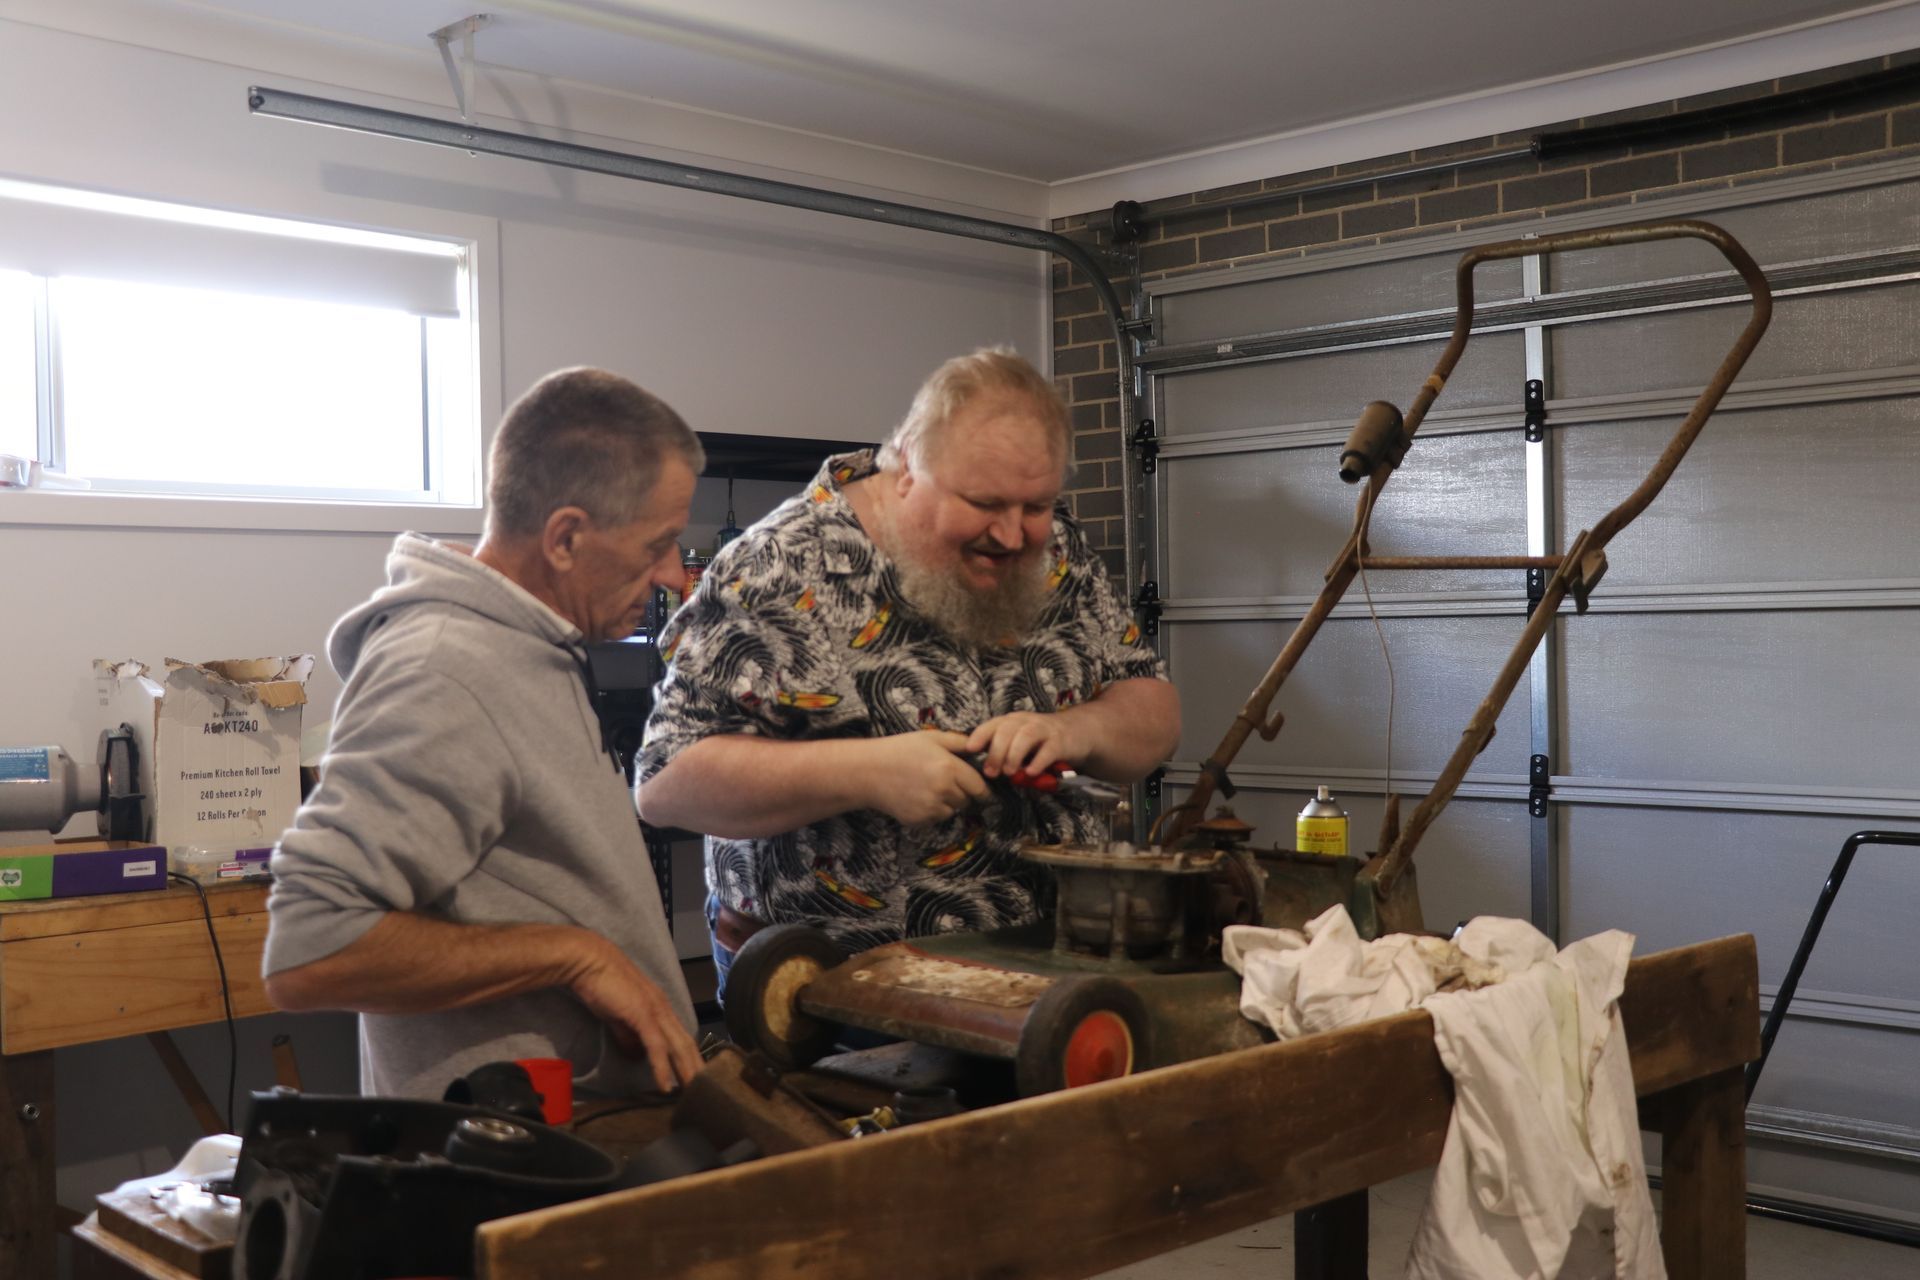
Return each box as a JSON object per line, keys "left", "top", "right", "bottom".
{"left": 106, "top": 1133, "right": 242, "bottom": 1245}
{"left": 1223, "top": 907, "right": 1664, "bottom": 1280}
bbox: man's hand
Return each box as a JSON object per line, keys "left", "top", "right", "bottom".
{"left": 568, "top": 937, "right": 705, "bottom": 1093}
{"left": 969, "top": 711, "right": 1089, "bottom": 781}
{"left": 966, "top": 682, "right": 1181, "bottom": 786}
{"left": 857, "top": 730, "right": 990, "bottom": 826}
{"left": 265, "top": 912, "right": 703, "bottom": 1094}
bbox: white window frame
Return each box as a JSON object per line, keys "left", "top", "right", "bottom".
{"left": 0, "top": 185, "right": 500, "bottom": 536}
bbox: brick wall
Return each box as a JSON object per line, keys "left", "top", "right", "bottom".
{"left": 1052, "top": 52, "right": 1920, "bottom": 576}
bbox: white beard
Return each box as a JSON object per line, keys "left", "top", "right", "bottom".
{"left": 872, "top": 504, "right": 1051, "bottom": 649}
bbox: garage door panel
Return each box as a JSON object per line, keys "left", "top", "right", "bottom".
{"left": 1558, "top": 611, "right": 1920, "bottom": 791}
{"left": 1748, "top": 1020, "right": 1920, "bottom": 1142}
{"left": 1160, "top": 330, "right": 1523, "bottom": 435}
{"left": 1551, "top": 178, "right": 1920, "bottom": 293}
{"left": 1163, "top": 784, "right": 1532, "bottom": 926}
{"left": 1170, "top": 616, "right": 1533, "bottom": 776}
{"left": 1549, "top": 281, "right": 1920, "bottom": 400}
{"left": 1562, "top": 805, "right": 1920, "bottom": 1011}
{"left": 1410, "top": 797, "right": 1534, "bottom": 930}
{"left": 1157, "top": 251, "right": 1524, "bottom": 347}
{"left": 1166, "top": 432, "right": 1524, "bottom": 598}
{"left": 1553, "top": 397, "right": 1920, "bottom": 586}
{"left": 1148, "top": 163, "right": 1920, "bottom": 1223}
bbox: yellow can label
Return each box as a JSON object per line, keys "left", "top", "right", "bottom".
{"left": 1297, "top": 816, "right": 1349, "bottom": 857}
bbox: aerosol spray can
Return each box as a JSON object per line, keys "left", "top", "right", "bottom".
{"left": 1296, "top": 785, "right": 1350, "bottom": 858}
{"left": 681, "top": 546, "right": 709, "bottom": 599}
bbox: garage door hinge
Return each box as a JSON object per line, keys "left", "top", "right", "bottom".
{"left": 1133, "top": 578, "right": 1163, "bottom": 637}
{"left": 1131, "top": 418, "right": 1160, "bottom": 474}
{"left": 1524, "top": 379, "right": 1547, "bottom": 442}
{"left": 1529, "top": 753, "right": 1550, "bottom": 818}
{"left": 1526, "top": 566, "right": 1547, "bottom": 615}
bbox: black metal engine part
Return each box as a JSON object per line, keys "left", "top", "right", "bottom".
{"left": 231, "top": 1088, "right": 620, "bottom": 1280}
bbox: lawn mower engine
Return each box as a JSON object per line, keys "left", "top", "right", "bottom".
{"left": 1028, "top": 808, "right": 1266, "bottom": 961}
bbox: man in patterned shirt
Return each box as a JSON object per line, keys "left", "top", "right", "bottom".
{"left": 639, "top": 348, "right": 1179, "bottom": 993}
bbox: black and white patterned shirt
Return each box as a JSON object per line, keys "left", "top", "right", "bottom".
{"left": 640, "top": 450, "right": 1168, "bottom": 954}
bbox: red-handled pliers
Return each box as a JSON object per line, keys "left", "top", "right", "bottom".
{"left": 983, "top": 758, "right": 1125, "bottom": 805}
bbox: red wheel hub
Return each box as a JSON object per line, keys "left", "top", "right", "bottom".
{"left": 1062, "top": 1010, "right": 1135, "bottom": 1088}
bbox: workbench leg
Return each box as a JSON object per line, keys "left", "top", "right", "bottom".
{"left": 1295, "top": 1189, "right": 1368, "bottom": 1280}
{"left": 0, "top": 1050, "right": 58, "bottom": 1280}
{"left": 1660, "top": 1066, "right": 1747, "bottom": 1280}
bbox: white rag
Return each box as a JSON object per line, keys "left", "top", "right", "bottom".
{"left": 1223, "top": 907, "right": 1664, "bottom": 1280}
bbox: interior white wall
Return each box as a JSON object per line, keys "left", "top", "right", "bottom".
{"left": 0, "top": 11, "right": 1048, "bottom": 795}
{"left": 0, "top": 11, "right": 1044, "bottom": 1234}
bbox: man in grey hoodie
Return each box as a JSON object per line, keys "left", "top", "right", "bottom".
{"left": 265, "top": 368, "right": 705, "bottom": 1100}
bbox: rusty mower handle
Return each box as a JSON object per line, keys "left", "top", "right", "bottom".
{"left": 1372, "top": 219, "right": 1771, "bottom": 896}
{"left": 1174, "top": 219, "right": 1770, "bottom": 857}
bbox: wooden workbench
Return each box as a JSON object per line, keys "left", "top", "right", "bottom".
{"left": 0, "top": 880, "right": 272, "bottom": 1280}
{"left": 476, "top": 934, "right": 1761, "bottom": 1279}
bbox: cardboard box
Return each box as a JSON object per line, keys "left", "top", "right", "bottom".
{"left": 0, "top": 840, "right": 167, "bottom": 901}
{"left": 95, "top": 657, "right": 314, "bottom": 855}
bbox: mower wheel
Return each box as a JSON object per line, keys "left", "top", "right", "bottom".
{"left": 722, "top": 924, "right": 843, "bottom": 1070}
{"left": 1014, "top": 976, "right": 1151, "bottom": 1097}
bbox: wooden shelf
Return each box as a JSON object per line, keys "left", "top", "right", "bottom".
{"left": 0, "top": 881, "right": 271, "bottom": 1054}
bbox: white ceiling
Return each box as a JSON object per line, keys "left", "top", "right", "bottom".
{"left": 167, "top": 0, "right": 1912, "bottom": 183}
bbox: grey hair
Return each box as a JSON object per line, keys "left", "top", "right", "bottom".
{"left": 876, "top": 347, "right": 1069, "bottom": 475}
{"left": 485, "top": 367, "right": 705, "bottom": 538}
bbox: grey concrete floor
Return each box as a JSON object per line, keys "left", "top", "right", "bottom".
{"left": 1096, "top": 1171, "right": 1918, "bottom": 1277}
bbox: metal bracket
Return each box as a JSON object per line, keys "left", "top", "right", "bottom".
{"left": 1529, "top": 753, "right": 1550, "bottom": 818}
{"left": 1118, "top": 315, "right": 1156, "bottom": 341}
{"left": 1144, "top": 768, "right": 1163, "bottom": 806}
{"left": 1199, "top": 759, "right": 1237, "bottom": 801}
{"left": 1569, "top": 546, "right": 1608, "bottom": 614}
{"left": 1133, "top": 578, "right": 1163, "bottom": 638}
{"left": 430, "top": 14, "right": 494, "bottom": 122}
{"left": 1131, "top": 418, "right": 1160, "bottom": 474}
{"left": 1523, "top": 378, "right": 1547, "bottom": 442}
{"left": 1525, "top": 566, "right": 1547, "bottom": 616}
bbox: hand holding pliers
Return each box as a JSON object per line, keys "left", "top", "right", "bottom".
{"left": 974, "top": 755, "right": 1124, "bottom": 805}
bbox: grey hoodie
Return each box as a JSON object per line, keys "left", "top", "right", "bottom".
{"left": 266, "top": 533, "right": 694, "bottom": 1099}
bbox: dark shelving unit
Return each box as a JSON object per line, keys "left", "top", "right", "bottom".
{"left": 585, "top": 431, "right": 866, "bottom": 938}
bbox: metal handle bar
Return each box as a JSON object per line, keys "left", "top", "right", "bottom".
{"left": 1747, "top": 830, "right": 1920, "bottom": 1101}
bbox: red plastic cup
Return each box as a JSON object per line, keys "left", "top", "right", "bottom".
{"left": 515, "top": 1057, "right": 574, "bottom": 1126}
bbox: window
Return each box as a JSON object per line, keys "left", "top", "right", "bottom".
{"left": 0, "top": 179, "right": 476, "bottom": 506}
{"left": 0, "top": 270, "right": 35, "bottom": 463}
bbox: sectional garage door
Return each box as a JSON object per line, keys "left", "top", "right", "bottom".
{"left": 1134, "top": 158, "right": 1920, "bottom": 1224}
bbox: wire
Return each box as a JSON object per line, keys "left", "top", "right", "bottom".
{"left": 168, "top": 872, "right": 237, "bottom": 1131}
{"left": 1353, "top": 484, "right": 1397, "bottom": 800}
